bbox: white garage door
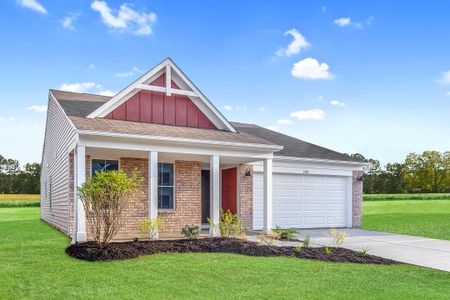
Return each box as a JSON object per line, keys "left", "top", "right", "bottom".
{"left": 253, "top": 173, "right": 348, "bottom": 229}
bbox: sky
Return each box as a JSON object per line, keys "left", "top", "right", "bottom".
{"left": 0, "top": 0, "right": 449, "bottom": 167}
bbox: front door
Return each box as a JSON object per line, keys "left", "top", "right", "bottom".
{"left": 201, "top": 170, "right": 210, "bottom": 223}
{"left": 221, "top": 167, "right": 237, "bottom": 214}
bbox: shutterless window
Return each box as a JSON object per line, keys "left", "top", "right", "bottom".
{"left": 91, "top": 159, "right": 119, "bottom": 177}
{"left": 158, "top": 163, "right": 174, "bottom": 209}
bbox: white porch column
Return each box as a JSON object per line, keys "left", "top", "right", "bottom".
{"left": 263, "top": 158, "right": 273, "bottom": 234}
{"left": 148, "top": 151, "right": 159, "bottom": 238}
{"left": 74, "top": 145, "right": 87, "bottom": 242}
{"left": 209, "top": 155, "right": 220, "bottom": 237}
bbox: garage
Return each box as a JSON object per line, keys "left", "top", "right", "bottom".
{"left": 253, "top": 172, "right": 350, "bottom": 229}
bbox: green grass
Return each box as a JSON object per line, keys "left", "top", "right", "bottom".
{"left": 364, "top": 193, "right": 450, "bottom": 201}
{"left": 363, "top": 200, "right": 450, "bottom": 240}
{"left": 0, "top": 194, "right": 40, "bottom": 208}
{"left": 1, "top": 208, "right": 450, "bottom": 299}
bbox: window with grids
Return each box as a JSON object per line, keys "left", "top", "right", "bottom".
{"left": 91, "top": 159, "right": 119, "bottom": 177}
{"left": 158, "top": 163, "right": 174, "bottom": 209}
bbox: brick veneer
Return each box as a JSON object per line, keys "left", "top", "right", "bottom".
{"left": 159, "top": 160, "right": 202, "bottom": 232}
{"left": 239, "top": 164, "right": 253, "bottom": 230}
{"left": 352, "top": 170, "right": 363, "bottom": 227}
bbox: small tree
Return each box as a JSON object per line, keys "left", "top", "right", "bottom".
{"left": 78, "top": 170, "right": 142, "bottom": 247}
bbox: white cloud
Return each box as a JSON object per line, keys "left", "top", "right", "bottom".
{"left": 88, "top": 64, "right": 96, "bottom": 70}
{"left": 115, "top": 66, "right": 143, "bottom": 77}
{"left": 60, "top": 12, "right": 81, "bottom": 31}
{"left": 291, "top": 57, "right": 333, "bottom": 80}
{"left": 115, "top": 71, "right": 134, "bottom": 77}
{"left": 438, "top": 70, "right": 450, "bottom": 85}
{"left": 27, "top": 105, "right": 47, "bottom": 113}
{"left": 265, "top": 125, "right": 278, "bottom": 131}
{"left": 334, "top": 17, "right": 351, "bottom": 27}
{"left": 0, "top": 116, "right": 15, "bottom": 122}
{"left": 58, "top": 82, "right": 115, "bottom": 96}
{"left": 290, "top": 109, "right": 325, "bottom": 120}
{"left": 59, "top": 82, "right": 97, "bottom": 93}
{"left": 259, "top": 106, "right": 266, "bottom": 112}
{"left": 223, "top": 104, "right": 247, "bottom": 111}
{"left": 275, "top": 28, "right": 310, "bottom": 57}
{"left": 91, "top": 1, "right": 157, "bottom": 36}
{"left": 330, "top": 100, "right": 347, "bottom": 107}
{"left": 98, "top": 90, "right": 115, "bottom": 96}
{"left": 277, "top": 119, "right": 293, "bottom": 125}
{"left": 446, "top": 91, "right": 450, "bottom": 96}
{"left": 17, "top": 0, "right": 47, "bottom": 14}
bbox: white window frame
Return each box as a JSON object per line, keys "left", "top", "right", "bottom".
{"left": 157, "top": 162, "right": 176, "bottom": 211}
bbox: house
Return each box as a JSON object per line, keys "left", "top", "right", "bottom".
{"left": 40, "top": 58, "right": 366, "bottom": 243}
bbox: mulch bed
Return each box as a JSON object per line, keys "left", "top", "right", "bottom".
{"left": 66, "top": 238, "right": 398, "bottom": 265}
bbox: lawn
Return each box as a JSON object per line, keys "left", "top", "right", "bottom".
{"left": 0, "top": 194, "right": 40, "bottom": 207}
{"left": 363, "top": 199, "right": 450, "bottom": 240}
{"left": 1, "top": 208, "right": 450, "bottom": 299}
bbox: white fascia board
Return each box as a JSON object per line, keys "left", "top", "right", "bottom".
{"left": 78, "top": 134, "right": 276, "bottom": 160}
{"left": 77, "top": 130, "right": 283, "bottom": 152}
{"left": 274, "top": 155, "right": 369, "bottom": 167}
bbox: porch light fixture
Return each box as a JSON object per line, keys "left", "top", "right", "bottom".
{"left": 245, "top": 169, "right": 252, "bottom": 177}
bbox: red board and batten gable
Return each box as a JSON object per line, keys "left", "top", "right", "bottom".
{"left": 105, "top": 74, "right": 216, "bottom": 129}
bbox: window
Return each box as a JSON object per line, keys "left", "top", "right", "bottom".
{"left": 158, "top": 163, "right": 174, "bottom": 209}
{"left": 91, "top": 159, "right": 119, "bottom": 177}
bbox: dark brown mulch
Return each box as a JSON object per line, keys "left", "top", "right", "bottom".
{"left": 66, "top": 237, "right": 399, "bottom": 264}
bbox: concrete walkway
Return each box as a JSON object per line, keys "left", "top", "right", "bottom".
{"left": 296, "top": 229, "right": 450, "bottom": 272}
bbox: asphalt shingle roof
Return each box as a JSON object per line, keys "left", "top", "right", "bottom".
{"left": 51, "top": 89, "right": 361, "bottom": 162}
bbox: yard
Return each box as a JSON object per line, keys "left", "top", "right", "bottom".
{"left": 363, "top": 196, "right": 450, "bottom": 240}
{"left": 1, "top": 207, "right": 450, "bottom": 299}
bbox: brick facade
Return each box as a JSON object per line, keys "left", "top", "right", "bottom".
{"left": 239, "top": 164, "right": 253, "bottom": 230}
{"left": 352, "top": 170, "right": 363, "bottom": 227}
{"left": 159, "top": 160, "right": 202, "bottom": 233}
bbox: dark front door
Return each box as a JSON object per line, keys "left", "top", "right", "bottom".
{"left": 201, "top": 170, "right": 210, "bottom": 223}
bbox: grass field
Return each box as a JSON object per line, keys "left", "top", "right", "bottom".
{"left": 363, "top": 193, "right": 450, "bottom": 201}
{"left": 0, "top": 194, "right": 39, "bottom": 208}
{"left": 363, "top": 199, "right": 450, "bottom": 240}
{"left": 1, "top": 208, "right": 450, "bottom": 299}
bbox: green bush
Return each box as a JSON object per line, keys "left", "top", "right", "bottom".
{"left": 272, "top": 226, "right": 297, "bottom": 240}
{"left": 181, "top": 224, "right": 200, "bottom": 239}
{"left": 363, "top": 193, "right": 450, "bottom": 201}
{"left": 208, "top": 209, "right": 242, "bottom": 237}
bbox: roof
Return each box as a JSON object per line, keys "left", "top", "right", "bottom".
{"left": 51, "top": 89, "right": 361, "bottom": 162}
{"left": 231, "top": 122, "right": 361, "bottom": 162}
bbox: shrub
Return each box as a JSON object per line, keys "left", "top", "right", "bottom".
{"left": 208, "top": 209, "right": 242, "bottom": 237}
{"left": 329, "top": 226, "right": 347, "bottom": 247}
{"left": 302, "top": 235, "right": 311, "bottom": 248}
{"left": 272, "top": 226, "right": 297, "bottom": 240}
{"left": 137, "top": 216, "right": 165, "bottom": 240}
{"left": 181, "top": 224, "right": 200, "bottom": 239}
{"left": 360, "top": 247, "right": 369, "bottom": 257}
{"left": 294, "top": 245, "right": 302, "bottom": 253}
{"left": 324, "top": 246, "right": 332, "bottom": 255}
{"left": 257, "top": 233, "right": 276, "bottom": 246}
{"left": 78, "top": 170, "right": 142, "bottom": 247}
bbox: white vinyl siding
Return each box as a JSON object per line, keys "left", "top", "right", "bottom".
{"left": 40, "top": 94, "right": 77, "bottom": 234}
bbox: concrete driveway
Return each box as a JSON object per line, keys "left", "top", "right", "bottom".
{"left": 296, "top": 229, "right": 450, "bottom": 272}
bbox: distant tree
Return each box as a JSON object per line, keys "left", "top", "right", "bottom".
{"left": 403, "top": 151, "right": 450, "bottom": 193}
{"left": 0, "top": 154, "right": 41, "bottom": 194}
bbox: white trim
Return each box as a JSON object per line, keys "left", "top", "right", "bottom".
{"left": 165, "top": 64, "right": 171, "bottom": 96}
{"left": 135, "top": 84, "right": 197, "bottom": 97}
{"left": 86, "top": 58, "right": 237, "bottom": 132}
{"left": 263, "top": 158, "right": 273, "bottom": 234}
{"left": 346, "top": 176, "right": 353, "bottom": 227}
{"left": 74, "top": 145, "right": 87, "bottom": 242}
{"left": 78, "top": 130, "right": 283, "bottom": 152}
{"left": 274, "top": 155, "right": 369, "bottom": 167}
{"left": 148, "top": 151, "right": 159, "bottom": 238}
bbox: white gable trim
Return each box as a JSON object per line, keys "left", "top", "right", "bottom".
{"left": 87, "top": 58, "right": 237, "bottom": 132}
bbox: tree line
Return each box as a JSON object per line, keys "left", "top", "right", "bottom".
{"left": 0, "top": 151, "right": 449, "bottom": 195}
{"left": 0, "top": 154, "right": 40, "bottom": 194}
{"left": 351, "top": 151, "right": 450, "bottom": 194}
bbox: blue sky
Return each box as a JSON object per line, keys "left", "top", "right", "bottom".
{"left": 1, "top": 0, "right": 449, "bottom": 166}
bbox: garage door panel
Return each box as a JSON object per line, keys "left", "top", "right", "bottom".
{"left": 253, "top": 172, "right": 348, "bottom": 229}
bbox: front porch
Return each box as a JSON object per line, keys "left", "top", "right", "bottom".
{"left": 70, "top": 141, "right": 277, "bottom": 243}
